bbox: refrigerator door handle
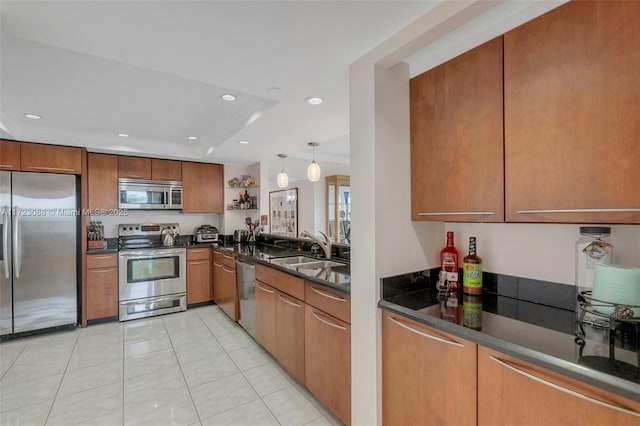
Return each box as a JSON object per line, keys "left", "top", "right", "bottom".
{"left": 13, "top": 207, "right": 20, "bottom": 278}
{"left": 2, "top": 206, "right": 9, "bottom": 279}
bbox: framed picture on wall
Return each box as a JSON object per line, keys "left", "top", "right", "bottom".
{"left": 269, "top": 188, "right": 298, "bottom": 237}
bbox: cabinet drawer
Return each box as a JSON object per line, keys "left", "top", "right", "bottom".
{"left": 87, "top": 253, "right": 118, "bottom": 269}
{"left": 187, "top": 248, "right": 211, "bottom": 261}
{"left": 305, "top": 283, "right": 350, "bottom": 324}
{"left": 21, "top": 143, "right": 82, "bottom": 174}
{"left": 214, "top": 250, "right": 236, "bottom": 269}
{"left": 256, "top": 264, "right": 304, "bottom": 301}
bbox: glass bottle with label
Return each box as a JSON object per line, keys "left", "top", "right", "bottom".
{"left": 440, "top": 232, "right": 460, "bottom": 294}
{"left": 463, "top": 237, "right": 483, "bottom": 295}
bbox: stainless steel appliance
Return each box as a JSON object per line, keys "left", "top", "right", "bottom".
{"left": 195, "top": 225, "right": 219, "bottom": 243}
{"left": 118, "top": 223, "right": 186, "bottom": 321}
{"left": 236, "top": 258, "right": 256, "bottom": 338}
{"left": 118, "top": 178, "right": 182, "bottom": 210}
{"left": 1, "top": 171, "right": 78, "bottom": 336}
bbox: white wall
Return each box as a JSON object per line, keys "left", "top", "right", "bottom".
{"left": 93, "top": 210, "right": 221, "bottom": 238}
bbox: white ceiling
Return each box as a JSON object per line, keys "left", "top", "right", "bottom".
{"left": 0, "top": 0, "right": 565, "bottom": 181}
{"left": 0, "top": 0, "right": 438, "bottom": 169}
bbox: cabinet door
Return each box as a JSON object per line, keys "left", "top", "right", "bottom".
{"left": 305, "top": 283, "right": 350, "bottom": 324}
{"left": 276, "top": 291, "right": 305, "bottom": 384}
{"left": 182, "top": 162, "right": 223, "bottom": 213}
{"left": 478, "top": 346, "right": 640, "bottom": 425}
{"left": 212, "top": 260, "right": 224, "bottom": 307}
{"left": 86, "top": 266, "right": 118, "bottom": 320}
{"left": 87, "top": 153, "right": 118, "bottom": 210}
{"left": 151, "top": 159, "right": 182, "bottom": 181}
{"left": 410, "top": 37, "right": 504, "bottom": 222}
{"left": 255, "top": 280, "right": 277, "bottom": 356}
{"left": 382, "top": 312, "right": 477, "bottom": 426}
{"left": 21, "top": 143, "right": 82, "bottom": 174}
{"left": 220, "top": 264, "right": 238, "bottom": 321}
{"left": 118, "top": 156, "right": 151, "bottom": 180}
{"left": 187, "top": 249, "right": 211, "bottom": 304}
{"left": 305, "top": 305, "right": 351, "bottom": 425}
{"left": 0, "top": 140, "right": 20, "bottom": 170}
{"left": 504, "top": 1, "right": 640, "bottom": 223}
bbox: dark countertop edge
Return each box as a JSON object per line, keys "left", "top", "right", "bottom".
{"left": 378, "top": 300, "right": 640, "bottom": 403}
{"left": 216, "top": 246, "right": 351, "bottom": 296}
{"left": 86, "top": 248, "right": 118, "bottom": 255}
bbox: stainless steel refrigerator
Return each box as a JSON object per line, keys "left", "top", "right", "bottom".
{"left": 1, "top": 171, "right": 78, "bottom": 336}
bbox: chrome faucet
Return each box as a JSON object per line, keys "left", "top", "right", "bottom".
{"left": 300, "top": 230, "right": 332, "bottom": 259}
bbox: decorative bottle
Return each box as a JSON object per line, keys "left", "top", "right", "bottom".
{"left": 440, "top": 232, "right": 460, "bottom": 294}
{"left": 463, "top": 237, "right": 483, "bottom": 295}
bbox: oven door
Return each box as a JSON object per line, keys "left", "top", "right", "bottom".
{"left": 118, "top": 248, "right": 186, "bottom": 302}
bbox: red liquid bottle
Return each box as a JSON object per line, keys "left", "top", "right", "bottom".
{"left": 440, "top": 231, "right": 460, "bottom": 294}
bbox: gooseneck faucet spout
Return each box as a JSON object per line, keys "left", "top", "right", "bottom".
{"left": 300, "top": 230, "right": 332, "bottom": 259}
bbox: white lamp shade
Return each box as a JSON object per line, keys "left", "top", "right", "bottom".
{"left": 307, "top": 161, "right": 321, "bottom": 181}
{"left": 277, "top": 171, "right": 289, "bottom": 188}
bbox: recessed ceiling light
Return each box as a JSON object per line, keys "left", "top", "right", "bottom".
{"left": 238, "top": 140, "right": 249, "bottom": 145}
{"left": 117, "top": 133, "right": 129, "bottom": 138}
{"left": 188, "top": 136, "right": 198, "bottom": 141}
{"left": 24, "top": 113, "right": 41, "bottom": 120}
{"left": 221, "top": 94, "right": 236, "bottom": 101}
{"left": 306, "top": 97, "right": 323, "bottom": 105}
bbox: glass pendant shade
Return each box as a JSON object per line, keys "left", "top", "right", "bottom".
{"left": 307, "top": 161, "right": 321, "bottom": 181}
{"left": 277, "top": 171, "right": 289, "bottom": 188}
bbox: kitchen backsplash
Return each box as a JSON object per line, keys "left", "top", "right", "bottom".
{"left": 92, "top": 210, "right": 221, "bottom": 238}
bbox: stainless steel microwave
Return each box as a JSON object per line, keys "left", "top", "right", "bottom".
{"left": 118, "top": 178, "right": 183, "bottom": 210}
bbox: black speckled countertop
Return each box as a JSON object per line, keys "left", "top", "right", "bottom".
{"left": 379, "top": 269, "right": 640, "bottom": 403}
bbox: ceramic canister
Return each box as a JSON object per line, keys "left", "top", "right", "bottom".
{"left": 591, "top": 264, "right": 640, "bottom": 317}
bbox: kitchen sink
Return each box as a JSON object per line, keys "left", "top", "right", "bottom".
{"left": 293, "top": 260, "right": 345, "bottom": 269}
{"left": 269, "top": 256, "right": 317, "bottom": 265}
{"left": 270, "top": 256, "right": 346, "bottom": 269}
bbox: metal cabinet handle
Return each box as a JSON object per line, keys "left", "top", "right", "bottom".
{"left": 0, "top": 164, "right": 14, "bottom": 169}
{"left": 2, "top": 207, "right": 9, "bottom": 279}
{"left": 488, "top": 355, "right": 640, "bottom": 417}
{"left": 223, "top": 254, "right": 235, "bottom": 259}
{"left": 418, "top": 211, "right": 494, "bottom": 216}
{"left": 189, "top": 260, "right": 208, "bottom": 265}
{"left": 28, "top": 166, "right": 76, "bottom": 172}
{"left": 90, "top": 255, "right": 113, "bottom": 259}
{"left": 223, "top": 266, "right": 234, "bottom": 274}
{"left": 90, "top": 268, "right": 116, "bottom": 273}
{"left": 190, "top": 249, "right": 208, "bottom": 253}
{"left": 256, "top": 283, "right": 274, "bottom": 294}
{"left": 124, "top": 175, "right": 146, "bottom": 179}
{"left": 311, "top": 311, "right": 346, "bottom": 331}
{"left": 517, "top": 208, "right": 640, "bottom": 214}
{"left": 213, "top": 262, "right": 223, "bottom": 267}
{"left": 387, "top": 316, "right": 464, "bottom": 347}
{"left": 13, "top": 206, "right": 20, "bottom": 278}
{"left": 310, "top": 286, "right": 346, "bottom": 302}
{"left": 277, "top": 293, "right": 302, "bottom": 308}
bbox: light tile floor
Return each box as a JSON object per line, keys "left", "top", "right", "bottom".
{"left": 0, "top": 305, "right": 344, "bottom": 426}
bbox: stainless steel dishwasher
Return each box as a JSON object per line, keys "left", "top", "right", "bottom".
{"left": 236, "top": 258, "right": 256, "bottom": 338}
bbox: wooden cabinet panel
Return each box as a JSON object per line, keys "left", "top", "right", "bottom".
{"left": 182, "top": 161, "right": 223, "bottom": 213}
{"left": 118, "top": 156, "right": 151, "bottom": 179}
{"left": 256, "top": 264, "right": 305, "bottom": 301}
{"left": 220, "top": 264, "right": 238, "bottom": 320}
{"left": 21, "top": 143, "right": 82, "bottom": 174}
{"left": 86, "top": 253, "right": 118, "bottom": 321}
{"left": 187, "top": 248, "right": 211, "bottom": 304}
{"left": 382, "top": 312, "right": 477, "bottom": 426}
{"left": 275, "top": 291, "right": 305, "bottom": 384}
{"left": 255, "top": 280, "right": 277, "bottom": 356}
{"left": 504, "top": 1, "right": 640, "bottom": 223}
{"left": 410, "top": 36, "right": 504, "bottom": 222}
{"left": 0, "top": 140, "right": 21, "bottom": 170}
{"left": 212, "top": 259, "right": 224, "bottom": 308}
{"left": 305, "top": 282, "right": 350, "bottom": 324}
{"left": 151, "top": 159, "right": 182, "bottom": 181}
{"left": 478, "top": 346, "right": 640, "bottom": 425}
{"left": 87, "top": 153, "right": 118, "bottom": 210}
{"left": 305, "top": 305, "right": 351, "bottom": 425}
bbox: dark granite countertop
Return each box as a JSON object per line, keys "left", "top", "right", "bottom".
{"left": 379, "top": 270, "right": 640, "bottom": 403}
{"left": 215, "top": 243, "right": 351, "bottom": 295}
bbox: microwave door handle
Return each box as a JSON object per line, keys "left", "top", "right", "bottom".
{"left": 165, "top": 189, "right": 171, "bottom": 209}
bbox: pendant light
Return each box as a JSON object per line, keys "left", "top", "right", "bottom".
{"left": 277, "top": 154, "right": 289, "bottom": 188}
{"left": 307, "top": 141, "right": 321, "bottom": 182}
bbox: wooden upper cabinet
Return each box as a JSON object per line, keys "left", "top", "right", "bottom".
{"left": 151, "top": 159, "right": 182, "bottom": 181}
{"left": 118, "top": 156, "right": 151, "bottom": 180}
{"left": 478, "top": 346, "right": 640, "bottom": 426}
{"left": 182, "top": 161, "right": 223, "bottom": 213}
{"left": 87, "top": 153, "right": 118, "bottom": 210}
{"left": 410, "top": 36, "right": 504, "bottom": 222}
{"left": 21, "top": 143, "right": 82, "bottom": 174}
{"left": 504, "top": 1, "right": 640, "bottom": 223}
{"left": 0, "top": 140, "right": 21, "bottom": 170}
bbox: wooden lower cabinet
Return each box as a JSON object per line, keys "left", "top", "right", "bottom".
{"left": 305, "top": 305, "right": 351, "bottom": 425}
{"left": 212, "top": 251, "right": 238, "bottom": 320}
{"left": 86, "top": 254, "right": 118, "bottom": 320}
{"left": 255, "top": 280, "right": 277, "bottom": 356}
{"left": 186, "top": 248, "right": 211, "bottom": 305}
{"left": 275, "top": 291, "right": 305, "bottom": 384}
{"left": 382, "top": 312, "right": 477, "bottom": 426}
{"left": 478, "top": 346, "right": 640, "bottom": 426}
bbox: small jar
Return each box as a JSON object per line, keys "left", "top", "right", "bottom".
{"left": 575, "top": 226, "right": 613, "bottom": 325}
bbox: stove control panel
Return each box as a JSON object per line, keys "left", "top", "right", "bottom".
{"left": 118, "top": 223, "right": 180, "bottom": 237}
